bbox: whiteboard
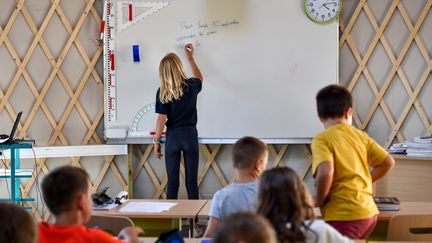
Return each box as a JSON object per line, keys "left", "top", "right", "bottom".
{"left": 104, "top": 0, "right": 338, "bottom": 143}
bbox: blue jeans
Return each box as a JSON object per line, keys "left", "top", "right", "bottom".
{"left": 164, "top": 126, "right": 199, "bottom": 199}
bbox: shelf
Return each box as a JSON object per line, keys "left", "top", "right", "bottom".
{"left": 0, "top": 169, "right": 33, "bottom": 178}
{"left": 0, "top": 141, "right": 35, "bottom": 206}
{"left": 0, "top": 198, "right": 35, "bottom": 202}
{"left": 0, "top": 142, "right": 33, "bottom": 150}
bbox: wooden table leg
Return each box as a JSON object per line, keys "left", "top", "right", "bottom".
{"left": 128, "top": 144, "right": 134, "bottom": 199}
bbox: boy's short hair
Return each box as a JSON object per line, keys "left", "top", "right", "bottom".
{"left": 316, "top": 84, "right": 353, "bottom": 119}
{"left": 42, "top": 166, "right": 90, "bottom": 216}
{"left": 233, "top": 136, "right": 267, "bottom": 169}
{"left": 0, "top": 202, "right": 36, "bottom": 243}
{"left": 213, "top": 212, "right": 277, "bottom": 243}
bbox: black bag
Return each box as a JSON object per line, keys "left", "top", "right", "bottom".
{"left": 92, "top": 187, "right": 114, "bottom": 206}
{"left": 155, "top": 228, "right": 184, "bottom": 243}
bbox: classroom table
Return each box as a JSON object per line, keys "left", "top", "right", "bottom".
{"left": 93, "top": 199, "right": 207, "bottom": 238}
{"left": 356, "top": 242, "right": 429, "bottom": 243}
{"left": 197, "top": 200, "right": 322, "bottom": 219}
{"left": 370, "top": 201, "right": 432, "bottom": 240}
{"left": 197, "top": 200, "right": 212, "bottom": 219}
{"left": 140, "top": 237, "right": 208, "bottom": 243}
{"left": 139, "top": 239, "right": 421, "bottom": 243}
{"left": 198, "top": 201, "right": 432, "bottom": 220}
{"left": 376, "top": 201, "right": 432, "bottom": 220}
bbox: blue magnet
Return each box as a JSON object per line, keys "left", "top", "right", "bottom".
{"left": 133, "top": 45, "right": 140, "bottom": 62}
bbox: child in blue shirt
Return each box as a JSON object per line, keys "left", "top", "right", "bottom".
{"left": 203, "top": 136, "right": 268, "bottom": 237}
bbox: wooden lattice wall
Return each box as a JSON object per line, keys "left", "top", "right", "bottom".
{"left": 0, "top": 0, "right": 431, "bottom": 217}
{"left": 340, "top": 0, "right": 432, "bottom": 148}
{"left": 0, "top": 0, "right": 127, "bottom": 221}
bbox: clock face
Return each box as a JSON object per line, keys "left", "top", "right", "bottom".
{"left": 305, "top": 0, "right": 342, "bottom": 24}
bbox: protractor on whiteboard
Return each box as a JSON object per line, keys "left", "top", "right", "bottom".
{"left": 129, "top": 103, "right": 157, "bottom": 137}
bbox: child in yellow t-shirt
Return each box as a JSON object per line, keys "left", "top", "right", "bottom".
{"left": 312, "top": 85, "right": 395, "bottom": 239}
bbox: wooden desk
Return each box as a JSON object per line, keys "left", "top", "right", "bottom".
{"left": 197, "top": 200, "right": 212, "bottom": 218}
{"left": 368, "top": 201, "right": 432, "bottom": 240}
{"left": 196, "top": 201, "right": 432, "bottom": 221}
{"left": 196, "top": 200, "right": 432, "bottom": 240}
{"left": 141, "top": 237, "right": 208, "bottom": 242}
{"left": 375, "top": 155, "right": 432, "bottom": 201}
{"left": 377, "top": 201, "right": 432, "bottom": 220}
{"left": 93, "top": 199, "right": 207, "bottom": 237}
{"left": 364, "top": 242, "right": 429, "bottom": 243}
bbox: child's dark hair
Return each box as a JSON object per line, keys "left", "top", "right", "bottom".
{"left": 256, "top": 166, "right": 317, "bottom": 243}
{"left": 213, "top": 212, "right": 277, "bottom": 243}
{"left": 316, "top": 84, "right": 353, "bottom": 119}
{"left": 0, "top": 202, "right": 36, "bottom": 243}
{"left": 233, "top": 136, "right": 267, "bottom": 169}
{"left": 42, "top": 165, "right": 90, "bottom": 216}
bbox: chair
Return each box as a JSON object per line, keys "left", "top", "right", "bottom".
{"left": 85, "top": 215, "right": 134, "bottom": 235}
{"left": 387, "top": 214, "right": 432, "bottom": 241}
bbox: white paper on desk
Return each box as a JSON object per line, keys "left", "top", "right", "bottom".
{"left": 119, "top": 202, "right": 177, "bottom": 213}
{"left": 93, "top": 203, "right": 118, "bottom": 211}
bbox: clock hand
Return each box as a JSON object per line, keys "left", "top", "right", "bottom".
{"left": 321, "top": 0, "right": 331, "bottom": 9}
{"left": 323, "top": 2, "right": 338, "bottom": 6}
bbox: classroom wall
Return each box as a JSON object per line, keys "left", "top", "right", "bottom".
{"left": 0, "top": 0, "right": 431, "bottom": 219}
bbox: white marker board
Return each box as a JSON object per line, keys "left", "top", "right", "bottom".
{"left": 104, "top": 0, "right": 338, "bottom": 143}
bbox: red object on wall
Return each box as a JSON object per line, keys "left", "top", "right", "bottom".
{"left": 129, "top": 4, "right": 133, "bottom": 21}
{"left": 110, "top": 51, "right": 115, "bottom": 70}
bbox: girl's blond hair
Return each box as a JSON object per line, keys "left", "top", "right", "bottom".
{"left": 159, "top": 53, "right": 188, "bottom": 103}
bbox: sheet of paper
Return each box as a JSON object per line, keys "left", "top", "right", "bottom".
{"left": 119, "top": 202, "right": 177, "bottom": 213}
{"left": 93, "top": 203, "right": 118, "bottom": 211}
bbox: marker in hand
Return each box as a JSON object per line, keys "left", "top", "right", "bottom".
{"left": 185, "top": 43, "right": 194, "bottom": 60}
{"left": 185, "top": 43, "right": 193, "bottom": 52}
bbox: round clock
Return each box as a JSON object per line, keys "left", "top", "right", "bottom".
{"left": 304, "top": 0, "right": 342, "bottom": 24}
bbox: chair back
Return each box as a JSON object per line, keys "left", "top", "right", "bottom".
{"left": 85, "top": 215, "right": 134, "bottom": 235}
{"left": 387, "top": 214, "right": 432, "bottom": 241}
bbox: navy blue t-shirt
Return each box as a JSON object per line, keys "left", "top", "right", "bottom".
{"left": 155, "top": 78, "right": 202, "bottom": 128}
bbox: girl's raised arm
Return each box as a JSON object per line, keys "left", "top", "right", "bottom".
{"left": 185, "top": 44, "right": 203, "bottom": 81}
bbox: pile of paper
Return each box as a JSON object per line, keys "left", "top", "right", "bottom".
{"left": 119, "top": 201, "right": 177, "bottom": 213}
{"left": 406, "top": 136, "right": 432, "bottom": 158}
{"left": 387, "top": 143, "right": 407, "bottom": 154}
{"left": 373, "top": 197, "right": 400, "bottom": 211}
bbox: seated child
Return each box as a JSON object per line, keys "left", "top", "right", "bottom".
{"left": 257, "top": 166, "right": 353, "bottom": 243}
{"left": 213, "top": 212, "right": 277, "bottom": 243}
{"left": 39, "top": 165, "right": 142, "bottom": 243}
{"left": 0, "top": 202, "right": 37, "bottom": 243}
{"left": 203, "top": 136, "right": 268, "bottom": 237}
{"left": 312, "top": 85, "right": 394, "bottom": 239}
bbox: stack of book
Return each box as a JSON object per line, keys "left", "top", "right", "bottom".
{"left": 387, "top": 143, "right": 407, "bottom": 154}
{"left": 405, "top": 136, "right": 432, "bottom": 158}
{"left": 373, "top": 196, "right": 400, "bottom": 211}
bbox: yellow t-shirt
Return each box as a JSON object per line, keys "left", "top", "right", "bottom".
{"left": 311, "top": 123, "right": 388, "bottom": 221}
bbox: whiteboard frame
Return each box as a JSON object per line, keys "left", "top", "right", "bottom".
{"left": 107, "top": 137, "right": 312, "bottom": 145}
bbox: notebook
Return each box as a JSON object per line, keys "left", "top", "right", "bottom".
{"left": 374, "top": 196, "right": 400, "bottom": 211}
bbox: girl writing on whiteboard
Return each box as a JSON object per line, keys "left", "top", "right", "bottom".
{"left": 153, "top": 44, "right": 203, "bottom": 201}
